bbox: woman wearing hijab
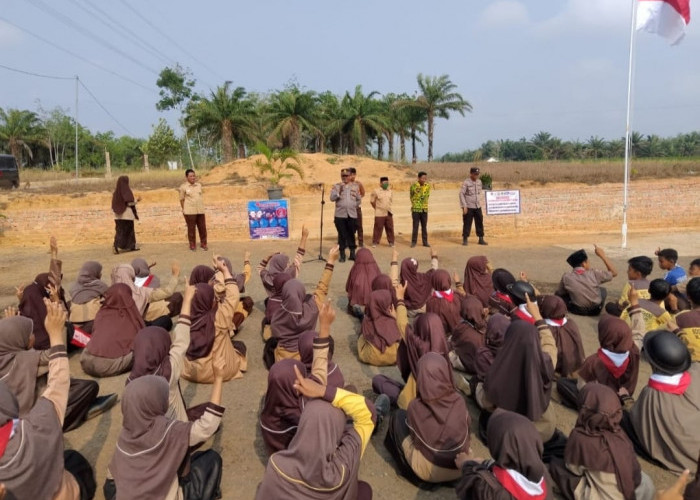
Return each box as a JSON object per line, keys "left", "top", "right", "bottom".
{"left": 68, "top": 260, "right": 108, "bottom": 334}
{"left": 396, "top": 248, "right": 438, "bottom": 314}
{"left": 464, "top": 256, "right": 494, "bottom": 309}
{"left": 111, "top": 175, "right": 139, "bottom": 254}
{"left": 105, "top": 366, "right": 226, "bottom": 500}
{"left": 550, "top": 383, "right": 654, "bottom": 500}
{"left": 0, "top": 301, "right": 96, "bottom": 500}
{"left": 489, "top": 268, "right": 517, "bottom": 316}
{"left": 256, "top": 364, "right": 376, "bottom": 499}
{"left": 482, "top": 297, "right": 558, "bottom": 445}
{"left": 385, "top": 353, "right": 471, "bottom": 484}
{"left": 345, "top": 248, "right": 381, "bottom": 317}
{"left": 214, "top": 253, "right": 254, "bottom": 333}
{"left": 298, "top": 331, "right": 345, "bottom": 390}
{"left": 130, "top": 257, "right": 161, "bottom": 288}
{"left": 182, "top": 257, "right": 246, "bottom": 383}
{"left": 538, "top": 295, "right": 585, "bottom": 378}
{"left": 126, "top": 282, "right": 196, "bottom": 422}
{"left": 357, "top": 289, "right": 406, "bottom": 366}
{"left": 557, "top": 309, "right": 643, "bottom": 410}
{"left": 371, "top": 273, "right": 397, "bottom": 305}
{"left": 450, "top": 295, "right": 489, "bottom": 374}
{"left": 262, "top": 272, "right": 293, "bottom": 341}
{"left": 80, "top": 283, "right": 146, "bottom": 377}
{"left": 456, "top": 409, "right": 553, "bottom": 500}
{"left": 258, "top": 226, "right": 308, "bottom": 297}
{"left": 0, "top": 311, "right": 115, "bottom": 431}
{"left": 472, "top": 314, "right": 511, "bottom": 392}
{"left": 426, "top": 269, "right": 463, "bottom": 334}
{"left": 111, "top": 262, "right": 182, "bottom": 330}
{"left": 270, "top": 247, "right": 339, "bottom": 362}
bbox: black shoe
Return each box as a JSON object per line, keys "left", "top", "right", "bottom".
{"left": 462, "top": 238, "right": 468, "bottom": 246}
{"left": 373, "top": 394, "right": 390, "bottom": 435}
{"left": 349, "top": 250, "right": 356, "bottom": 261}
{"left": 112, "top": 245, "right": 119, "bottom": 255}
{"left": 86, "top": 393, "right": 118, "bottom": 420}
{"left": 339, "top": 252, "right": 346, "bottom": 263}
{"left": 478, "top": 237, "right": 488, "bottom": 246}
{"left": 410, "top": 242, "right": 416, "bottom": 248}
{"left": 422, "top": 242, "right": 430, "bottom": 247}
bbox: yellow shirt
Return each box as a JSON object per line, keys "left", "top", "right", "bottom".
{"left": 179, "top": 181, "right": 205, "bottom": 215}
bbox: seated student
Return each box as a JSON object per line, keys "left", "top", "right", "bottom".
{"left": 270, "top": 246, "right": 338, "bottom": 363}
{"left": 261, "top": 272, "right": 292, "bottom": 341}
{"left": 455, "top": 409, "right": 553, "bottom": 500}
{"left": 298, "top": 331, "right": 345, "bottom": 390}
{"left": 372, "top": 310, "right": 450, "bottom": 410}
{"left": 605, "top": 255, "right": 653, "bottom": 316}
{"left": 215, "top": 253, "right": 254, "bottom": 333}
{"left": 463, "top": 256, "right": 494, "bottom": 309}
{"left": 0, "top": 309, "right": 116, "bottom": 431}
{"left": 539, "top": 295, "right": 585, "bottom": 378}
{"left": 357, "top": 289, "right": 406, "bottom": 366}
{"left": 256, "top": 365, "right": 376, "bottom": 500}
{"left": 80, "top": 283, "right": 146, "bottom": 377}
{"left": 260, "top": 308, "right": 334, "bottom": 454}
{"left": 506, "top": 280, "right": 538, "bottom": 323}
{"left": 558, "top": 306, "right": 643, "bottom": 410}
{"left": 481, "top": 295, "right": 560, "bottom": 448}
{"left": 675, "top": 277, "right": 700, "bottom": 362}
{"left": 0, "top": 301, "right": 96, "bottom": 500}
{"left": 104, "top": 371, "right": 225, "bottom": 500}
{"left": 68, "top": 260, "right": 109, "bottom": 334}
{"left": 111, "top": 262, "right": 182, "bottom": 330}
{"left": 676, "top": 258, "right": 700, "bottom": 298}
{"left": 657, "top": 247, "right": 687, "bottom": 288}
{"left": 258, "top": 226, "right": 308, "bottom": 297}
{"left": 625, "top": 330, "right": 700, "bottom": 474}
{"left": 182, "top": 258, "right": 246, "bottom": 383}
{"left": 450, "top": 295, "right": 488, "bottom": 374}
{"left": 396, "top": 247, "right": 439, "bottom": 314}
{"left": 385, "top": 353, "right": 471, "bottom": 485}
{"left": 621, "top": 278, "right": 673, "bottom": 333}
{"left": 371, "top": 273, "right": 398, "bottom": 305}
{"left": 488, "top": 268, "right": 517, "bottom": 316}
{"left": 472, "top": 314, "right": 511, "bottom": 393}
{"left": 126, "top": 282, "right": 195, "bottom": 422}
{"left": 550, "top": 383, "right": 655, "bottom": 500}
{"left": 130, "top": 257, "right": 160, "bottom": 288}
{"left": 556, "top": 246, "right": 617, "bottom": 316}
{"left": 425, "top": 269, "right": 464, "bottom": 334}
{"left": 345, "top": 248, "right": 381, "bottom": 318}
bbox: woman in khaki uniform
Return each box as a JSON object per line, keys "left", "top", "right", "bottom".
{"left": 179, "top": 169, "right": 207, "bottom": 251}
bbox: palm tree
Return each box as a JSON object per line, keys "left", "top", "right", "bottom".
{"left": 266, "top": 87, "right": 319, "bottom": 151}
{"left": 586, "top": 136, "right": 607, "bottom": 159}
{"left": 316, "top": 91, "right": 343, "bottom": 153}
{"left": 339, "top": 85, "right": 387, "bottom": 155}
{"left": 391, "top": 95, "right": 426, "bottom": 163}
{"left": 185, "top": 82, "right": 255, "bottom": 162}
{"left": 252, "top": 142, "right": 304, "bottom": 186}
{"left": 0, "top": 108, "right": 42, "bottom": 166}
{"left": 397, "top": 74, "right": 472, "bottom": 161}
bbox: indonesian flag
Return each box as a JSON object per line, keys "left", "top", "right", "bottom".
{"left": 636, "top": 0, "right": 691, "bottom": 45}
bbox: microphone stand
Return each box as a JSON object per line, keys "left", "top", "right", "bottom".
{"left": 304, "top": 183, "right": 326, "bottom": 263}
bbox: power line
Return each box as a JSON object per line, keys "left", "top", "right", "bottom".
{"left": 0, "top": 63, "right": 73, "bottom": 80}
{"left": 78, "top": 79, "right": 134, "bottom": 135}
{"left": 27, "top": 0, "right": 159, "bottom": 76}
{"left": 0, "top": 16, "right": 156, "bottom": 93}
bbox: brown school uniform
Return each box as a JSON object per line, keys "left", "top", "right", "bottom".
{"left": 557, "top": 268, "right": 613, "bottom": 309}
{"left": 676, "top": 309, "right": 700, "bottom": 362}
{"left": 620, "top": 299, "right": 672, "bottom": 334}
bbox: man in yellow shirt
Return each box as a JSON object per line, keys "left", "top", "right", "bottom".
{"left": 409, "top": 171, "right": 430, "bottom": 248}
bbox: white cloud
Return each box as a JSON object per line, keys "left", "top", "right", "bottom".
{"left": 534, "top": 0, "right": 630, "bottom": 38}
{"left": 478, "top": 1, "right": 530, "bottom": 29}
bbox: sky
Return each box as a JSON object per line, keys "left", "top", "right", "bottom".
{"left": 1, "top": 0, "right": 698, "bottom": 158}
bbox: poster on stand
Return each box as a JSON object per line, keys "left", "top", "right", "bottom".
{"left": 247, "top": 199, "right": 290, "bottom": 239}
{"left": 485, "top": 190, "right": 521, "bottom": 215}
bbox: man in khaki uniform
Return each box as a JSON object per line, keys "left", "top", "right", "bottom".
{"left": 370, "top": 176, "right": 394, "bottom": 247}
{"left": 179, "top": 168, "right": 207, "bottom": 251}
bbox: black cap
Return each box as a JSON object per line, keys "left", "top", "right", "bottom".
{"left": 506, "top": 280, "right": 536, "bottom": 305}
{"left": 643, "top": 330, "right": 691, "bottom": 375}
{"left": 380, "top": 176, "right": 388, "bottom": 182}
{"left": 567, "top": 249, "right": 588, "bottom": 268}
{"left": 470, "top": 167, "right": 480, "bottom": 174}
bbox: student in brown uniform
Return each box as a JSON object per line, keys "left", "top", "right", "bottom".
{"left": 605, "top": 255, "right": 653, "bottom": 316}
{"left": 398, "top": 248, "right": 439, "bottom": 314}
{"left": 489, "top": 268, "right": 517, "bottom": 316}
{"left": 68, "top": 260, "right": 108, "bottom": 334}
{"left": 450, "top": 295, "right": 489, "bottom": 374}
{"left": 620, "top": 279, "right": 673, "bottom": 333}
{"left": 538, "top": 295, "right": 585, "bottom": 378}
{"left": 463, "top": 256, "right": 494, "bottom": 308}
{"left": 425, "top": 269, "right": 464, "bottom": 335}
{"left": 179, "top": 168, "right": 207, "bottom": 251}
{"left": 258, "top": 226, "right": 308, "bottom": 297}
{"left": 0, "top": 301, "right": 96, "bottom": 500}
{"left": 357, "top": 289, "right": 406, "bottom": 366}
{"left": 556, "top": 246, "right": 617, "bottom": 316}
{"left": 675, "top": 277, "right": 700, "bottom": 362}
{"left": 472, "top": 314, "right": 511, "bottom": 394}
{"left": 130, "top": 257, "right": 160, "bottom": 288}
{"left": 112, "top": 175, "right": 140, "bottom": 254}
{"left": 345, "top": 248, "right": 381, "bottom": 317}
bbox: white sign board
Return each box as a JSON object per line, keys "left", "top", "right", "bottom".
{"left": 485, "top": 190, "right": 521, "bottom": 215}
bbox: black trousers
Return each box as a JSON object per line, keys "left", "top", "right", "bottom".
{"left": 334, "top": 216, "right": 357, "bottom": 252}
{"left": 462, "top": 208, "right": 485, "bottom": 238}
{"left": 411, "top": 211, "right": 428, "bottom": 245}
{"left": 64, "top": 378, "right": 99, "bottom": 432}
{"left": 114, "top": 220, "right": 136, "bottom": 251}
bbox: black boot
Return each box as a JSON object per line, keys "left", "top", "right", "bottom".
{"left": 462, "top": 237, "right": 468, "bottom": 246}
{"left": 478, "top": 237, "right": 488, "bottom": 246}
{"left": 349, "top": 249, "right": 356, "bottom": 261}
{"left": 339, "top": 250, "right": 346, "bottom": 263}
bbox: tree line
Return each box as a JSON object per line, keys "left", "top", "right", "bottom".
{"left": 439, "top": 130, "right": 700, "bottom": 163}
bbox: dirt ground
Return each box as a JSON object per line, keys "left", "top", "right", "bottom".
{"left": 0, "top": 227, "right": 697, "bottom": 499}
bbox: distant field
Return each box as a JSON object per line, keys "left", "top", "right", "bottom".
{"left": 415, "top": 158, "right": 699, "bottom": 185}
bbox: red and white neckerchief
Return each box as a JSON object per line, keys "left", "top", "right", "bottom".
{"left": 648, "top": 371, "right": 691, "bottom": 395}
{"left": 134, "top": 275, "right": 154, "bottom": 288}
{"left": 492, "top": 466, "right": 547, "bottom": 500}
{"left": 494, "top": 291, "right": 513, "bottom": 304}
{"left": 574, "top": 267, "right": 586, "bottom": 275}
{"left": 432, "top": 289, "right": 454, "bottom": 303}
{"left": 597, "top": 348, "right": 630, "bottom": 379}
{"left": 512, "top": 304, "right": 535, "bottom": 324}
{"left": 0, "top": 419, "right": 17, "bottom": 458}
{"left": 544, "top": 317, "right": 567, "bottom": 327}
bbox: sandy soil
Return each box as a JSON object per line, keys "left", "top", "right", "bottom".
{"left": 0, "top": 228, "right": 697, "bottom": 499}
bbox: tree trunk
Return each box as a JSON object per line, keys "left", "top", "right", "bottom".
{"left": 427, "top": 112, "right": 434, "bottom": 162}
{"left": 399, "top": 134, "right": 406, "bottom": 163}
{"left": 9, "top": 141, "right": 22, "bottom": 168}
{"left": 377, "top": 136, "right": 384, "bottom": 160}
{"left": 221, "top": 120, "right": 234, "bottom": 162}
{"left": 387, "top": 133, "right": 394, "bottom": 161}
{"left": 411, "top": 128, "right": 417, "bottom": 164}
{"left": 237, "top": 143, "right": 246, "bottom": 159}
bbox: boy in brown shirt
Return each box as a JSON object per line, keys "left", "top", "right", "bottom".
{"left": 556, "top": 246, "right": 617, "bottom": 316}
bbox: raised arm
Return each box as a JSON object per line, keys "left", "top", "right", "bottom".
{"left": 37, "top": 300, "right": 70, "bottom": 423}
{"left": 394, "top": 282, "right": 409, "bottom": 339}
{"left": 526, "top": 293, "right": 558, "bottom": 363}
{"left": 390, "top": 248, "right": 399, "bottom": 285}
{"left": 189, "top": 355, "right": 226, "bottom": 446}
{"left": 313, "top": 245, "right": 339, "bottom": 307}
{"left": 594, "top": 244, "right": 618, "bottom": 278}
{"left": 149, "top": 260, "right": 180, "bottom": 301}
{"left": 310, "top": 301, "right": 334, "bottom": 385}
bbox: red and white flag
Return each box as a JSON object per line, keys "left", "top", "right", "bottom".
{"left": 636, "top": 0, "right": 691, "bottom": 45}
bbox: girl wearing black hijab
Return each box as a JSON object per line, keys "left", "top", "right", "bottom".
{"left": 111, "top": 175, "right": 139, "bottom": 254}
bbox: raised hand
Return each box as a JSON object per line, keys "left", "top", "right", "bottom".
{"left": 43, "top": 299, "right": 66, "bottom": 346}
{"left": 654, "top": 469, "right": 690, "bottom": 500}
{"left": 244, "top": 250, "right": 251, "bottom": 262}
{"left": 525, "top": 293, "right": 542, "bottom": 321}
{"left": 3, "top": 306, "right": 18, "bottom": 318}
{"left": 171, "top": 260, "right": 181, "bottom": 277}
{"left": 328, "top": 245, "right": 340, "bottom": 264}
{"left": 392, "top": 247, "right": 399, "bottom": 262}
{"left": 318, "top": 300, "right": 336, "bottom": 337}
{"left": 628, "top": 285, "right": 639, "bottom": 307}
{"left": 293, "top": 364, "right": 326, "bottom": 399}
{"left": 394, "top": 281, "right": 407, "bottom": 301}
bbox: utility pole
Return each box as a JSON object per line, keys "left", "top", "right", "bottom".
{"left": 75, "top": 75, "right": 79, "bottom": 180}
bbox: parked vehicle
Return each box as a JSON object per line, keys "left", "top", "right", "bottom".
{"left": 0, "top": 155, "right": 20, "bottom": 189}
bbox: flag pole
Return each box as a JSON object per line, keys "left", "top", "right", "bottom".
{"left": 622, "top": 0, "right": 638, "bottom": 249}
